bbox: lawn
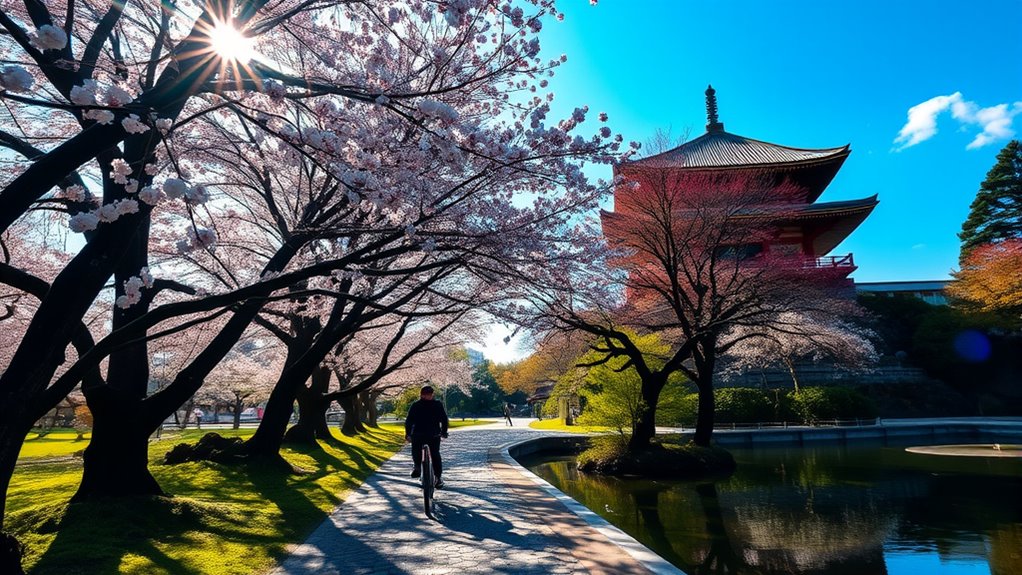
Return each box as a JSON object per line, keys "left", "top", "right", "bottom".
{"left": 9, "top": 426, "right": 405, "bottom": 575}
{"left": 19, "top": 430, "right": 92, "bottom": 459}
{"left": 378, "top": 418, "right": 491, "bottom": 431}
{"left": 527, "top": 419, "right": 613, "bottom": 434}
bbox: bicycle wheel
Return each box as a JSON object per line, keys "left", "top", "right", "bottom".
{"left": 421, "top": 445, "right": 434, "bottom": 517}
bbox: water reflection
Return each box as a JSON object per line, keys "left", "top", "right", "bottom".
{"left": 523, "top": 440, "right": 1022, "bottom": 575}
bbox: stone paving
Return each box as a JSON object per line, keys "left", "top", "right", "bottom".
{"left": 268, "top": 419, "right": 649, "bottom": 575}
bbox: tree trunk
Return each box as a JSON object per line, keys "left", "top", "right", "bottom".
{"left": 245, "top": 372, "right": 300, "bottom": 458}
{"left": 283, "top": 368, "right": 334, "bottom": 447}
{"left": 363, "top": 391, "right": 380, "bottom": 428}
{"left": 629, "top": 374, "right": 665, "bottom": 451}
{"left": 73, "top": 398, "right": 163, "bottom": 500}
{"left": 233, "top": 396, "right": 243, "bottom": 430}
{"left": 783, "top": 356, "right": 801, "bottom": 394}
{"left": 693, "top": 339, "right": 718, "bottom": 447}
{"left": 338, "top": 394, "right": 366, "bottom": 436}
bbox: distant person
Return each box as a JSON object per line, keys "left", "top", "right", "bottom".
{"left": 193, "top": 407, "right": 203, "bottom": 429}
{"left": 503, "top": 403, "right": 514, "bottom": 426}
{"left": 405, "top": 385, "right": 449, "bottom": 488}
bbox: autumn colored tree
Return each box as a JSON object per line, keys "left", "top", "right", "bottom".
{"left": 497, "top": 331, "right": 588, "bottom": 396}
{"left": 949, "top": 239, "right": 1022, "bottom": 318}
{"left": 958, "top": 140, "right": 1022, "bottom": 258}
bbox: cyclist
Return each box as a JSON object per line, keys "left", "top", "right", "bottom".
{"left": 405, "top": 385, "right": 449, "bottom": 488}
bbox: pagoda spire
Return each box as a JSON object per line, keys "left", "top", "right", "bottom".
{"left": 705, "top": 84, "right": 725, "bottom": 133}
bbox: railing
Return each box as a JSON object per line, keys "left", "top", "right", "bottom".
{"left": 670, "top": 417, "right": 882, "bottom": 431}
{"left": 805, "top": 253, "right": 855, "bottom": 269}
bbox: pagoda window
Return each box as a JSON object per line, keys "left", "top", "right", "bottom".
{"left": 714, "top": 243, "right": 763, "bottom": 261}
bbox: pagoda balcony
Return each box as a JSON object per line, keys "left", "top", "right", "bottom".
{"left": 804, "top": 253, "right": 856, "bottom": 270}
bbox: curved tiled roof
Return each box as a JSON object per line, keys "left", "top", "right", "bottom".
{"left": 625, "top": 130, "right": 849, "bottom": 169}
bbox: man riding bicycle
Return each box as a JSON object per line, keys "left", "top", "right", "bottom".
{"left": 405, "top": 385, "right": 449, "bottom": 488}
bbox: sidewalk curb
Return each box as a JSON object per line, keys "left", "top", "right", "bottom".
{"left": 497, "top": 437, "right": 684, "bottom": 575}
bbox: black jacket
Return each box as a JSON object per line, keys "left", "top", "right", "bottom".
{"left": 405, "top": 399, "right": 449, "bottom": 439}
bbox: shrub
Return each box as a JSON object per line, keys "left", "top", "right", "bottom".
{"left": 789, "top": 387, "right": 877, "bottom": 424}
{"left": 714, "top": 388, "right": 775, "bottom": 423}
{"left": 576, "top": 435, "right": 735, "bottom": 478}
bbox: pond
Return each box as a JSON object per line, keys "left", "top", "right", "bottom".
{"left": 520, "top": 438, "right": 1022, "bottom": 575}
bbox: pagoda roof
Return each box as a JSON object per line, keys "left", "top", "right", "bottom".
{"left": 787, "top": 195, "right": 878, "bottom": 255}
{"left": 622, "top": 85, "right": 850, "bottom": 173}
{"left": 623, "top": 129, "right": 850, "bottom": 170}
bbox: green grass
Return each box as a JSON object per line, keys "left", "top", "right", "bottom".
{"left": 379, "top": 418, "right": 491, "bottom": 431}
{"left": 19, "top": 430, "right": 92, "bottom": 459}
{"left": 527, "top": 419, "right": 613, "bottom": 434}
{"left": 9, "top": 426, "right": 404, "bottom": 575}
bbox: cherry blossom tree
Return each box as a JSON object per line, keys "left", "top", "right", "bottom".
{"left": 0, "top": 2, "right": 627, "bottom": 557}
{"left": 722, "top": 311, "right": 878, "bottom": 393}
{"left": 524, "top": 165, "right": 855, "bottom": 449}
{"left": 200, "top": 342, "right": 279, "bottom": 429}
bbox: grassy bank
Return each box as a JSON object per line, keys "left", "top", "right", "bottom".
{"left": 9, "top": 426, "right": 404, "bottom": 575}
{"left": 527, "top": 419, "right": 612, "bottom": 434}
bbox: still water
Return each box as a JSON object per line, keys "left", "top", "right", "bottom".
{"left": 521, "top": 439, "right": 1022, "bottom": 575}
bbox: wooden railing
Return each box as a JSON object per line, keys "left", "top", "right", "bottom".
{"left": 806, "top": 253, "right": 855, "bottom": 269}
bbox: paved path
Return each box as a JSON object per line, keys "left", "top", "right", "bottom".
{"left": 268, "top": 419, "right": 651, "bottom": 575}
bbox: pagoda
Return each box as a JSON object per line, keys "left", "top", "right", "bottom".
{"left": 604, "top": 86, "right": 877, "bottom": 281}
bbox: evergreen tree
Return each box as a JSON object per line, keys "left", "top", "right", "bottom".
{"left": 958, "top": 140, "right": 1022, "bottom": 259}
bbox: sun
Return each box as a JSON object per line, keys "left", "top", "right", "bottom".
{"left": 209, "top": 22, "right": 255, "bottom": 64}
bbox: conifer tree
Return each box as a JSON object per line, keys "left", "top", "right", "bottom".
{"left": 958, "top": 140, "right": 1022, "bottom": 259}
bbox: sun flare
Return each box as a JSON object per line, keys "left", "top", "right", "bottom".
{"left": 209, "top": 22, "right": 255, "bottom": 64}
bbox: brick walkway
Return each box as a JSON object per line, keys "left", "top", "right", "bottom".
{"left": 267, "top": 420, "right": 653, "bottom": 575}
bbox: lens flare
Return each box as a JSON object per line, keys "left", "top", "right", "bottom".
{"left": 209, "top": 22, "right": 255, "bottom": 64}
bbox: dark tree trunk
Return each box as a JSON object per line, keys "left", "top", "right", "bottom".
{"left": 629, "top": 374, "right": 665, "bottom": 451}
{"left": 363, "top": 391, "right": 380, "bottom": 428}
{"left": 73, "top": 394, "right": 163, "bottom": 500}
{"left": 246, "top": 369, "right": 301, "bottom": 458}
{"left": 338, "top": 394, "right": 366, "bottom": 436}
{"left": 233, "top": 396, "right": 243, "bottom": 430}
{"left": 693, "top": 340, "right": 718, "bottom": 447}
{"left": 283, "top": 366, "right": 334, "bottom": 447}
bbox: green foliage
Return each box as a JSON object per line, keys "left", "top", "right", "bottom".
{"left": 576, "top": 435, "right": 735, "bottom": 478}
{"left": 713, "top": 388, "right": 776, "bottom": 424}
{"left": 444, "top": 362, "right": 511, "bottom": 416}
{"left": 565, "top": 332, "right": 689, "bottom": 432}
{"left": 391, "top": 387, "right": 420, "bottom": 418}
{"left": 857, "top": 293, "right": 934, "bottom": 357}
{"left": 788, "top": 387, "right": 877, "bottom": 424}
{"left": 958, "top": 139, "right": 1022, "bottom": 258}
{"left": 9, "top": 426, "right": 404, "bottom": 575}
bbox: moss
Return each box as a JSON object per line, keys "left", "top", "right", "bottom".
{"left": 10, "top": 426, "right": 404, "bottom": 575}
{"left": 576, "top": 435, "right": 736, "bottom": 479}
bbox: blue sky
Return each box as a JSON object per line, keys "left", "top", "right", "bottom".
{"left": 539, "top": 0, "right": 1022, "bottom": 283}
{"left": 477, "top": 0, "right": 1022, "bottom": 362}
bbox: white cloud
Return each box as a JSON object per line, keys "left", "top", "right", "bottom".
{"left": 893, "top": 93, "right": 1022, "bottom": 151}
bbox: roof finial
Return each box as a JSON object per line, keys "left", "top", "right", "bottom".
{"left": 705, "top": 84, "right": 724, "bottom": 133}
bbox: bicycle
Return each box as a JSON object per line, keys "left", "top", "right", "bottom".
{"left": 420, "top": 443, "right": 436, "bottom": 518}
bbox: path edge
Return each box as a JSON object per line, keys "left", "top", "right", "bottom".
{"left": 498, "top": 437, "right": 685, "bottom": 575}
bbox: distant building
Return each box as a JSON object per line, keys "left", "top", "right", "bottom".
{"left": 603, "top": 85, "right": 878, "bottom": 290}
{"left": 855, "top": 280, "right": 951, "bottom": 306}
